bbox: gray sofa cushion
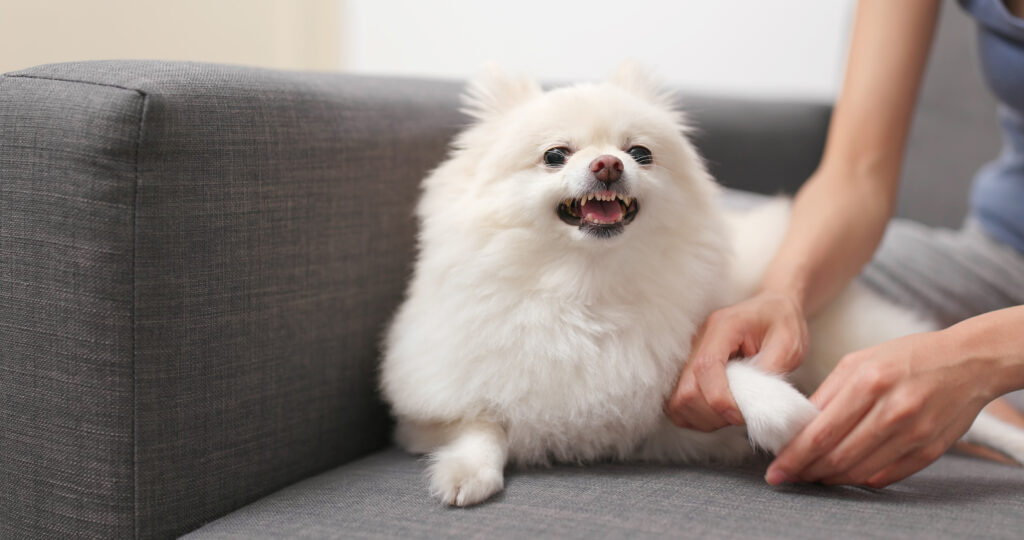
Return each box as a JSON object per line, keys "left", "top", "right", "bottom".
{"left": 183, "top": 447, "right": 1024, "bottom": 539}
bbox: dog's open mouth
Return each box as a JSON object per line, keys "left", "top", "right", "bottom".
{"left": 557, "top": 191, "right": 639, "bottom": 237}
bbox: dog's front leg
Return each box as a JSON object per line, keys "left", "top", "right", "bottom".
{"left": 726, "top": 359, "right": 819, "bottom": 454}
{"left": 427, "top": 419, "right": 508, "bottom": 507}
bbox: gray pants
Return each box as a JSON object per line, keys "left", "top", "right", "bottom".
{"left": 861, "top": 218, "right": 1024, "bottom": 328}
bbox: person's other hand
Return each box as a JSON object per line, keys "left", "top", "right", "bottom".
{"left": 765, "top": 331, "right": 998, "bottom": 487}
{"left": 665, "top": 290, "right": 809, "bottom": 431}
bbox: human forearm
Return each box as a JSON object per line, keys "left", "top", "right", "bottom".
{"left": 940, "top": 306, "right": 1024, "bottom": 398}
{"left": 759, "top": 0, "right": 940, "bottom": 316}
{"left": 822, "top": 0, "right": 940, "bottom": 177}
{"left": 760, "top": 171, "right": 894, "bottom": 316}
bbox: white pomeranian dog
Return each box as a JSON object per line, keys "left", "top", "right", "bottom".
{"left": 381, "top": 64, "right": 1024, "bottom": 507}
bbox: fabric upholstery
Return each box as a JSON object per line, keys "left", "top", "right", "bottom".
{"left": 1, "top": 61, "right": 466, "bottom": 539}
{"left": 183, "top": 447, "right": 1024, "bottom": 539}
{"left": 680, "top": 95, "right": 829, "bottom": 195}
{"left": 0, "top": 75, "right": 140, "bottom": 539}
{"left": 1, "top": 60, "right": 833, "bottom": 539}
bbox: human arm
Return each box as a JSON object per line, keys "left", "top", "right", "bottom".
{"left": 664, "top": 0, "right": 942, "bottom": 430}
{"left": 767, "top": 306, "right": 1024, "bottom": 487}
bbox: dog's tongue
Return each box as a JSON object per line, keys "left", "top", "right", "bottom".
{"left": 580, "top": 198, "right": 623, "bottom": 223}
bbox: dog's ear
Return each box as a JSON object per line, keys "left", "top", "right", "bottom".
{"left": 608, "top": 61, "right": 678, "bottom": 112}
{"left": 462, "top": 63, "right": 542, "bottom": 121}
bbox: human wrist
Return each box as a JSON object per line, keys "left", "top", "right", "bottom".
{"left": 937, "top": 311, "right": 1024, "bottom": 399}
{"left": 757, "top": 272, "right": 809, "bottom": 315}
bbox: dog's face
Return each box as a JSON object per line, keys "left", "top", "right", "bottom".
{"left": 440, "top": 64, "right": 713, "bottom": 249}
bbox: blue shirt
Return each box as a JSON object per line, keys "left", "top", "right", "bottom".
{"left": 959, "top": 0, "right": 1024, "bottom": 253}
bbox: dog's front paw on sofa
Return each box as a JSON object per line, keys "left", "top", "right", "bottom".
{"left": 427, "top": 454, "right": 504, "bottom": 507}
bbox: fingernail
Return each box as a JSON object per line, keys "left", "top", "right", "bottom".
{"left": 765, "top": 469, "right": 796, "bottom": 486}
{"left": 724, "top": 410, "right": 743, "bottom": 425}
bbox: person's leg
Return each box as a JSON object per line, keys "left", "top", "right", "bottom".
{"left": 860, "top": 218, "right": 1024, "bottom": 328}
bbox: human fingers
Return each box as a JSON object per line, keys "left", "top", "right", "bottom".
{"left": 665, "top": 363, "right": 731, "bottom": 431}
{"left": 755, "top": 321, "right": 809, "bottom": 375}
{"left": 667, "top": 314, "right": 745, "bottom": 428}
{"left": 799, "top": 402, "right": 900, "bottom": 483}
{"left": 800, "top": 385, "right": 935, "bottom": 482}
{"left": 820, "top": 429, "right": 932, "bottom": 486}
{"left": 812, "top": 408, "right": 934, "bottom": 484}
{"left": 808, "top": 353, "right": 860, "bottom": 410}
{"left": 815, "top": 385, "right": 961, "bottom": 484}
{"left": 784, "top": 354, "right": 910, "bottom": 482}
{"left": 864, "top": 414, "right": 975, "bottom": 488}
{"left": 693, "top": 352, "right": 743, "bottom": 425}
{"left": 861, "top": 443, "right": 945, "bottom": 488}
{"left": 765, "top": 382, "right": 875, "bottom": 485}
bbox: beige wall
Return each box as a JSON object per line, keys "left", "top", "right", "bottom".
{"left": 1, "top": 0, "right": 342, "bottom": 74}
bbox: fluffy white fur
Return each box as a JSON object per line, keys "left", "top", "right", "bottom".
{"left": 381, "top": 65, "right": 1024, "bottom": 506}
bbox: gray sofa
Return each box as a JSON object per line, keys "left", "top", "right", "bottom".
{"left": 3, "top": 9, "right": 1024, "bottom": 536}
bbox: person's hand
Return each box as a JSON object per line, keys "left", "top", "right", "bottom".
{"left": 765, "top": 330, "right": 999, "bottom": 488}
{"left": 664, "top": 290, "right": 809, "bottom": 431}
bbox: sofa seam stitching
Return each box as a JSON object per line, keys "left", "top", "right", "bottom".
{"left": 3, "top": 73, "right": 148, "bottom": 94}
{"left": 6, "top": 69, "right": 150, "bottom": 539}
{"left": 8, "top": 70, "right": 151, "bottom": 538}
{"left": 131, "top": 88, "right": 149, "bottom": 540}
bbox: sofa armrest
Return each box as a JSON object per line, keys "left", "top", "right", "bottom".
{"left": 1, "top": 60, "right": 465, "bottom": 539}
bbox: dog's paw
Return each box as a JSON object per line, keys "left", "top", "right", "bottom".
{"left": 726, "top": 360, "right": 819, "bottom": 454}
{"left": 427, "top": 455, "right": 504, "bottom": 507}
{"left": 745, "top": 400, "right": 818, "bottom": 454}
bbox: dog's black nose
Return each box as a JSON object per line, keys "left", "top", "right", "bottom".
{"left": 590, "top": 155, "right": 623, "bottom": 184}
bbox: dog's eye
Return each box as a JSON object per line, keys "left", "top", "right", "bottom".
{"left": 543, "top": 147, "right": 571, "bottom": 168}
{"left": 627, "top": 145, "right": 653, "bottom": 165}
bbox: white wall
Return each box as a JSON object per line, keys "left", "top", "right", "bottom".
{"left": 1, "top": 0, "right": 341, "bottom": 74}
{"left": 340, "top": 0, "right": 855, "bottom": 101}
